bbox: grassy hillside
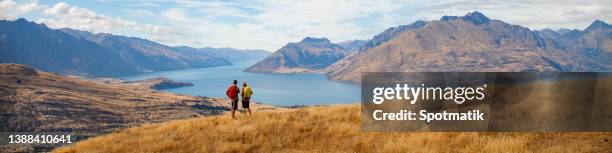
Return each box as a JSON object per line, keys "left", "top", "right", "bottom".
{"left": 0, "top": 63, "right": 284, "bottom": 152}
{"left": 55, "top": 105, "right": 611, "bottom": 153}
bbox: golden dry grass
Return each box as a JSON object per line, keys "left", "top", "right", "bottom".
{"left": 54, "top": 105, "right": 611, "bottom": 153}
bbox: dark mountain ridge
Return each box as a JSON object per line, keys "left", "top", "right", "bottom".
{"left": 0, "top": 18, "right": 267, "bottom": 77}
{"left": 0, "top": 19, "right": 137, "bottom": 76}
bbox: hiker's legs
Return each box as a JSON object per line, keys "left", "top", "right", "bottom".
{"left": 242, "top": 99, "right": 251, "bottom": 115}
{"left": 231, "top": 99, "right": 238, "bottom": 119}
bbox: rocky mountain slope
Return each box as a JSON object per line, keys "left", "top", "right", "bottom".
{"left": 61, "top": 29, "right": 231, "bottom": 72}
{"left": 245, "top": 37, "right": 350, "bottom": 73}
{"left": 536, "top": 20, "right": 612, "bottom": 66}
{"left": 326, "top": 12, "right": 611, "bottom": 83}
{"left": 338, "top": 39, "right": 368, "bottom": 52}
{"left": 0, "top": 19, "right": 230, "bottom": 77}
{"left": 0, "top": 19, "right": 132, "bottom": 76}
{"left": 358, "top": 20, "right": 426, "bottom": 52}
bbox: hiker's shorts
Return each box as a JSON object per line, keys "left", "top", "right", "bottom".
{"left": 231, "top": 98, "right": 238, "bottom": 110}
{"left": 242, "top": 98, "right": 250, "bottom": 109}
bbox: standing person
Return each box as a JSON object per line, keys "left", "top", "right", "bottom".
{"left": 226, "top": 80, "right": 240, "bottom": 119}
{"left": 241, "top": 81, "right": 253, "bottom": 116}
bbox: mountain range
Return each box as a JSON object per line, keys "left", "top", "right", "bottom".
{"left": 245, "top": 37, "right": 351, "bottom": 73}
{"left": 0, "top": 18, "right": 270, "bottom": 77}
{"left": 2, "top": 12, "right": 610, "bottom": 83}
{"left": 319, "top": 11, "right": 610, "bottom": 83}
{"left": 247, "top": 11, "right": 610, "bottom": 82}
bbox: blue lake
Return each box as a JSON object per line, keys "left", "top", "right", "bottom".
{"left": 122, "top": 60, "right": 360, "bottom": 106}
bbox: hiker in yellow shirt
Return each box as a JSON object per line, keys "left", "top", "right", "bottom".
{"left": 241, "top": 81, "right": 254, "bottom": 116}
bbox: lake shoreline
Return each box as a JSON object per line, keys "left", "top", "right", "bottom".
{"left": 121, "top": 60, "right": 360, "bottom": 106}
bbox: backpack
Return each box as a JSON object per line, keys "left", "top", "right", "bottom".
{"left": 243, "top": 86, "right": 252, "bottom": 99}
{"left": 227, "top": 86, "right": 238, "bottom": 99}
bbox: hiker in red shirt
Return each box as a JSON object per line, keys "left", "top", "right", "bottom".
{"left": 226, "top": 80, "right": 240, "bottom": 119}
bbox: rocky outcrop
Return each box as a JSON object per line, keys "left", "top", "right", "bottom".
{"left": 0, "top": 63, "right": 38, "bottom": 76}
{"left": 131, "top": 77, "right": 194, "bottom": 90}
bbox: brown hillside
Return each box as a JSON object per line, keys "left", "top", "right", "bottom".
{"left": 0, "top": 63, "right": 279, "bottom": 133}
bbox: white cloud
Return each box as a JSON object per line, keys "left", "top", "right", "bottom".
{"left": 0, "top": 0, "right": 46, "bottom": 19}
{"left": 0, "top": 0, "right": 176, "bottom": 45}
{"left": 146, "top": 0, "right": 408, "bottom": 50}
{"left": 249, "top": 0, "right": 403, "bottom": 39}
{"left": 39, "top": 0, "right": 611, "bottom": 50}
{"left": 183, "top": 1, "right": 250, "bottom": 18}
{"left": 37, "top": 2, "right": 176, "bottom": 42}
{"left": 123, "top": 9, "right": 156, "bottom": 19}
{"left": 161, "top": 8, "right": 189, "bottom": 22}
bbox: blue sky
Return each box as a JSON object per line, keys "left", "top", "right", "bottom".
{"left": 1, "top": 0, "right": 610, "bottom": 51}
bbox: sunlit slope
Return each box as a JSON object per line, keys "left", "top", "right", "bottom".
{"left": 55, "top": 105, "right": 611, "bottom": 153}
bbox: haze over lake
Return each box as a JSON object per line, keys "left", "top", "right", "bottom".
{"left": 122, "top": 60, "right": 360, "bottom": 106}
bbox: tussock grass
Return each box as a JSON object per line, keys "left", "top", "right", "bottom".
{"left": 55, "top": 105, "right": 611, "bottom": 153}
